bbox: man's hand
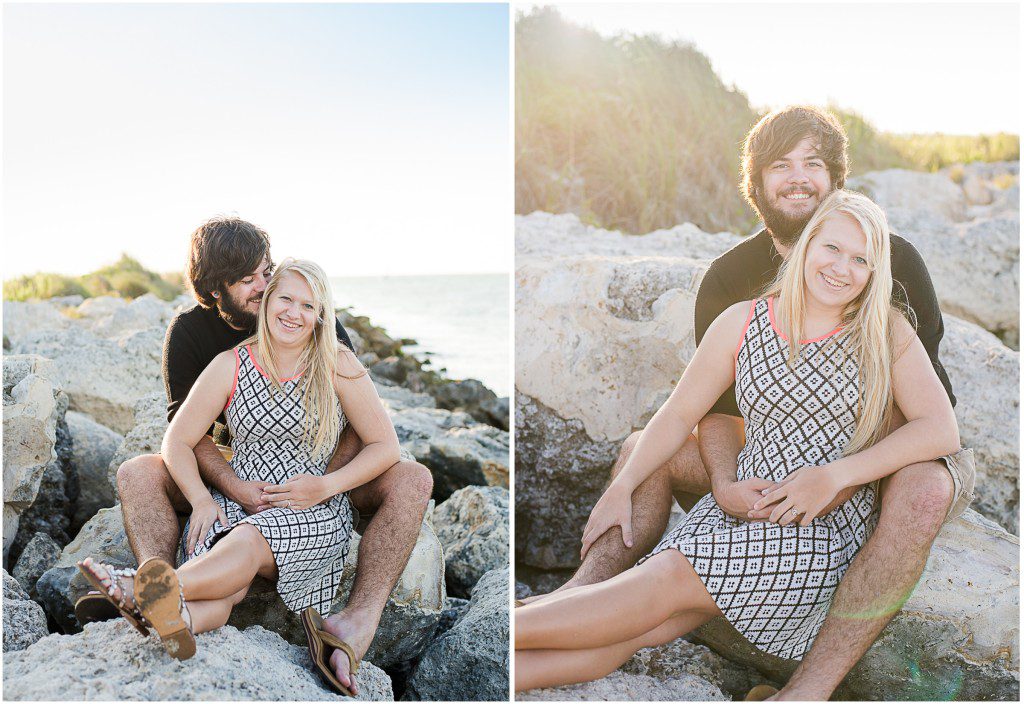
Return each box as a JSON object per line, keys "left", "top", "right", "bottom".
{"left": 752, "top": 466, "right": 846, "bottom": 527}
{"left": 186, "top": 496, "right": 229, "bottom": 557}
{"left": 262, "top": 474, "right": 328, "bottom": 511}
{"left": 581, "top": 484, "right": 634, "bottom": 560}
{"left": 230, "top": 480, "right": 272, "bottom": 516}
{"left": 712, "top": 477, "right": 775, "bottom": 520}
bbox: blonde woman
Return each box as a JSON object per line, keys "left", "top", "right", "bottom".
{"left": 515, "top": 190, "right": 960, "bottom": 691}
{"left": 79, "top": 259, "right": 400, "bottom": 691}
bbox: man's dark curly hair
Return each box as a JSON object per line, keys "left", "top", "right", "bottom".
{"left": 741, "top": 106, "right": 849, "bottom": 213}
{"left": 186, "top": 216, "right": 272, "bottom": 308}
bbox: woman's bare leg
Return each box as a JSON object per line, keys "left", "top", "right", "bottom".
{"left": 176, "top": 524, "right": 278, "bottom": 603}
{"left": 515, "top": 610, "right": 715, "bottom": 692}
{"left": 186, "top": 585, "right": 250, "bottom": 634}
{"left": 516, "top": 549, "right": 719, "bottom": 651}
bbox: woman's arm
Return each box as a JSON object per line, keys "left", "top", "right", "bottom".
{"left": 754, "top": 315, "right": 960, "bottom": 525}
{"left": 160, "top": 349, "right": 236, "bottom": 553}
{"left": 579, "top": 301, "right": 750, "bottom": 556}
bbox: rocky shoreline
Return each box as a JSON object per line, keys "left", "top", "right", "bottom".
{"left": 3, "top": 296, "right": 510, "bottom": 701}
{"left": 515, "top": 162, "right": 1020, "bottom": 700}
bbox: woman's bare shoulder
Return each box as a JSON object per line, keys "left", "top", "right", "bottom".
{"left": 335, "top": 344, "right": 368, "bottom": 381}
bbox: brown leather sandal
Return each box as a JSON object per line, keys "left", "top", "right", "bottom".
{"left": 134, "top": 557, "right": 195, "bottom": 660}
{"left": 301, "top": 607, "right": 359, "bottom": 697}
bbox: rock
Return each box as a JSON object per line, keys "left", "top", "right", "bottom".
{"left": 1, "top": 620, "right": 393, "bottom": 700}
{"left": 371, "top": 356, "right": 408, "bottom": 383}
{"left": 75, "top": 295, "right": 126, "bottom": 320}
{"left": 515, "top": 393, "right": 618, "bottom": 570}
{"left": 9, "top": 400, "right": 79, "bottom": 564}
{"left": 480, "top": 395, "right": 510, "bottom": 431}
{"left": 10, "top": 325, "right": 163, "bottom": 434}
{"left": 106, "top": 393, "right": 167, "bottom": 499}
{"left": 12, "top": 532, "right": 61, "bottom": 599}
{"left": 87, "top": 293, "right": 174, "bottom": 340}
{"left": 1, "top": 300, "right": 70, "bottom": 348}
{"left": 848, "top": 169, "right": 968, "bottom": 222}
{"left": 228, "top": 516, "right": 446, "bottom": 669}
{"left": 66, "top": 410, "right": 123, "bottom": 527}
{"left": 36, "top": 506, "right": 134, "bottom": 633}
{"left": 888, "top": 208, "right": 1019, "bottom": 345}
{"left": 49, "top": 295, "right": 85, "bottom": 309}
{"left": 626, "top": 638, "right": 773, "bottom": 700}
{"left": 405, "top": 567, "right": 509, "bottom": 701}
{"left": 942, "top": 316, "right": 1020, "bottom": 532}
{"left": 516, "top": 211, "right": 742, "bottom": 260}
{"left": 3, "top": 355, "right": 61, "bottom": 562}
{"left": 391, "top": 406, "right": 509, "bottom": 501}
{"left": 691, "top": 509, "right": 1019, "bottom": 701}
{"left": 518, "top": 668, "right": 727, "bottom": 701}
{"left": 435, "top": 596, "right": 470, "bottom": 638}
{"left": 432, "top": 378, "right": 503, "bottom": 428}
{"left": 962, "top": 174, "right": 993, "bottom": 205}
{"left": 3, "top": 569, "right": 49, "bottom": 653}
{"left": 434, "top": 486, "right": 509, "bottom": 598}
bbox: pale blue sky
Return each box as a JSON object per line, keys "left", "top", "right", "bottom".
{"left": 523, "top": 2, "right": 1020, "bottom": 134}
{"left": 4, "top": 3, "right": 509, "bottom": 277}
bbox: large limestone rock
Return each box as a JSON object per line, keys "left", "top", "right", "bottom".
{"left": 390, "top": 405, "right": 510, "bottom": 501}
{"left": 405, "top": 567, "right": 509, "bottom": 701}
{"left": 86, "top": 293, "right": 175, "bottom": 340}
{"left": 887, "top": 208, "right": 1019, "bottom": 345}
{"left": 848, "top": 169, "right": 968, "bottom": 222}
{"left": 3, "top": 570, "right": 49, "bottom": 653}
{"left": 12, "top": 532, "right": 61, "bottom": 599}
{"left": 941, "top": 316, "right": 1020, "bottom": 532}
{"left": 434, "top": 485, "right": 509, "bottom": 598}
{"left": 691, "top": 509, "right": 1019, "bottom": 700}
{"left": 2, "top": 300, "right": 71, "bottom": 347}
{"left": 106, "top": 393, "right": 168, "bottom": 499}
{"left": 3, "top": 355, "right": 61, "bottom": 561}
{"left": 10, "top": 325, "right": 163, "bottom": 434}
{"left": 38, "top": 505, "right": 446, "bottom": 670}
{"left": 1, "top": 620, "right": 392, "bottom": 700}
{"left": 66, "top": 410, "right": 123, "bottom": 527}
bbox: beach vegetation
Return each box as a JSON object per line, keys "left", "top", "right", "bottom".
{"left": 4, "top": 254, "right": 183, "bottom": 302}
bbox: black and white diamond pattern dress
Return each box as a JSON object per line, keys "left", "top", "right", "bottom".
{"left": 639, "top": 297, "right": 878, "bottom": 659}
{"left": 181, "top": 344, "right": 354, "bottom": 616}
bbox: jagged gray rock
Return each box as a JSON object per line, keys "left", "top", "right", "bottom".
{"left": 3, "top": 569, "right": 49, "bottom": 653}
{"left": 1, "top": 621, "right": 393, "bottom": 700}
{"left": 12, "top": 532, "right": 61, "bottom": 599}
{"left": 405, "top": 568, "right": 509, "bottom": 701}
{"left": 66, "top": 410, "right": 122, "bottom": 527}
{"left": 106, "top": 393, "right": 167, "bottom": 499}
{"left": 433, "top": 486, "right": 509, "bottom": 598}
{"left": 518, "top": 669, "right": 727, "bottom": 701}
{"left": 3, "top": 355, "right": 62, "bottom": 562}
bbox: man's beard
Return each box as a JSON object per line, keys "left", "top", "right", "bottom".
{"left": 754, "top": 189, "right": 818, "bottom": 249}
{"left": 218, "top": 292, "right": 260, "bottom": 330}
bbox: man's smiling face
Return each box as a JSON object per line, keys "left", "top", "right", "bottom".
{"left": 217, "top": 256, "right": 273, "bottom": 330}
{"left": 757, "top": 136, "right": 834, "bottom": 247}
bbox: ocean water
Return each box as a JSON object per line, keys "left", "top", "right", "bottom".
{"left": 330, "top": 273, "right": 509, "bottom": 397}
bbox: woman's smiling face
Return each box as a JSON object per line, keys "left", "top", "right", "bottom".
{"left": 803, "top": 211, "right": 872, "bottom": 309}
{"left": 265, "top": 269, "right": 319, "bottom": 346}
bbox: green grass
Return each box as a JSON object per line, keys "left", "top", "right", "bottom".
{"left": 4, "top": 254, "right": 184, "bottom": 302}
{"left": 516, "top": 8, "right": 1019, "bottom": 235}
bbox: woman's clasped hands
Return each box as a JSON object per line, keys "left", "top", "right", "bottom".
{"left": 261, "top": 473, "right": 329, "bottom": 511}
{"left": 751, "top": 464, "right": 846, "bottom": 527}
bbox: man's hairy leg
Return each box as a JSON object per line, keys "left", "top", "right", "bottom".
{"left": 775, "top": 460, "right": 953, "bottom": 700}
{"left": 322, "top": 460, "right": 433, "bottom": 695}
{"left": 117, "top": 454, "right": 190, "bottom": 564}
{"left": 525, "top": 431, "right": 709, "bottom": 603}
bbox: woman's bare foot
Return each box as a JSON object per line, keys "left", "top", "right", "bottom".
{"left": 79, "top": 558, "right": 138, "bottom": 611}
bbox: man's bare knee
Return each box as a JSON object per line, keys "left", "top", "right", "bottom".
{"left": 610, "top": 431, "right": 644, "bottom": 480}
{"left": 395, "top": 460, "right": 433, "bottom": 507}
{"left": 117, "top": 454, "right": 188, "bottom": 511}
{"left": 880, "top": 461, "right": 953, "bottom": 539}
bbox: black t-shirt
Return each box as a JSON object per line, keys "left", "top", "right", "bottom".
{"left": 694, "top": 229, "right": 955, "bottom": 418}
{"left": 162, "top": 304, "right": 355, "bottom": 444}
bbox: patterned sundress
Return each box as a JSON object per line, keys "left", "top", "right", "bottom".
{"left": 181, "top": 344, "right": 354, "bottom": 615}
{"left": 639, "top": 297, "right": 878, "bottom": 659}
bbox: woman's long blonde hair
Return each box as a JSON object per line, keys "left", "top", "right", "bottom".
{"left": 243, "top": 258, "right": 363, "bottom": 458}
{"left": 764, "top": 189, "right": 909, "bottom": 455}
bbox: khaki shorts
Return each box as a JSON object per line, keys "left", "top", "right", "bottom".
{"left": 940, "top": 447, "right": 976, "bottom": 523}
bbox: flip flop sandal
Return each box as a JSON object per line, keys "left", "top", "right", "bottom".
{"left": 74, "top": 590, "right": 136, "bottom": 629}
{"left": 134, "top": 557, "right": 196, "bottom": 661}
{"left": 301, "top": 607, "right": 359, "bottom": 697}
{"left": 75, "top": 560, "right": 150, "bottom": 636}
{"left": 745, "top": 684, "right": 780, "bottom": 701}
